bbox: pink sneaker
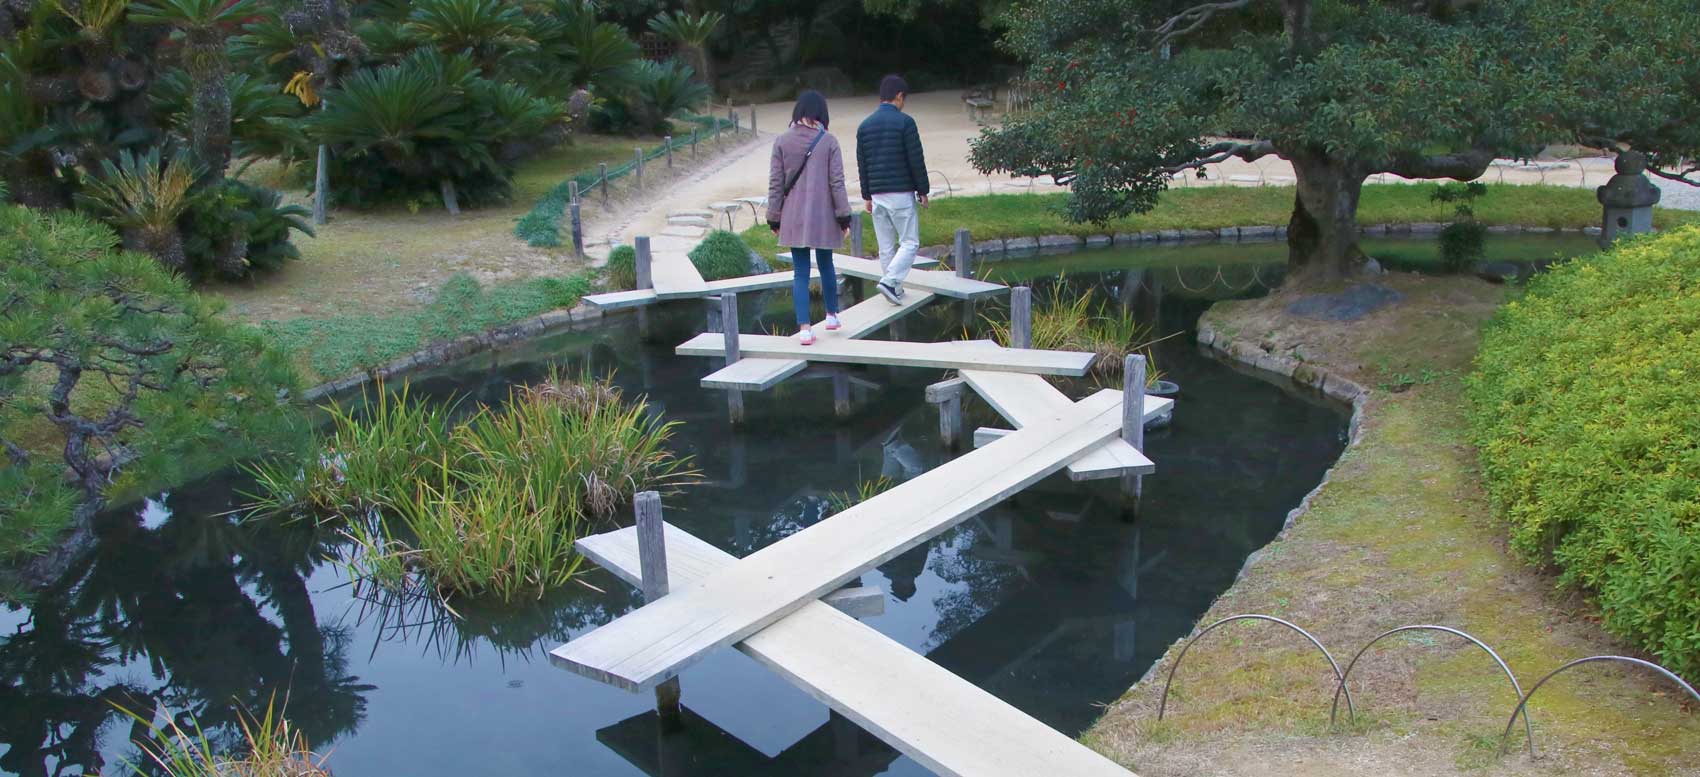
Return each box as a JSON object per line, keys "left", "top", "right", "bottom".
{"left": 823, "top": 314, "right": 842, "bottom": 331}
{"left": 798, "top": 329, "right": 815, "bottom": 345}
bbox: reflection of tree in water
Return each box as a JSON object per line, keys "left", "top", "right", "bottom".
{"left": 917, "top": 522, "right": 1020, "bottom": 654}
{"left": 0, "top": 491, "right": 372, "bottom": 776}
{"left": 349, "top": 573, "right": 639, "bottom": 669}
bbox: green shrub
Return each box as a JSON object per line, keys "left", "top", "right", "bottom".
{"left": 1467, "top": 225, "right": 1700, "bottom": 680}
{"left": 606, "top": 244, "right": 637, "bottom": 289}
{"left": 688, "top": 229, "right": 752, "bottom": 281}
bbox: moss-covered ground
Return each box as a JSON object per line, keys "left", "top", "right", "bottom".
{"left": 1083, "top": 273, "right": 1700, "bottom": 775}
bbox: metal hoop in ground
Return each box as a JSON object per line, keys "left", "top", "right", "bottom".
{"left": 1328, "top": 625, "right": 1533, "bottom": 755}
{"left": 1156, "top": 614, "right": 1355, "bottom": 724}
{"left": 1498, "top": 655, "right": 1700, "bottom": 757}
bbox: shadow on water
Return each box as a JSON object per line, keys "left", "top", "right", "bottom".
{"left": 0, "top": 236, "right": 1594, "bottom": 776}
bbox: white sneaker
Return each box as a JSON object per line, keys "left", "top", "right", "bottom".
{"left": 798, "top": 328, "right": 815, "bottom": 345}
{"left": 823, "top": 314, "right": 841, "bottom": 330}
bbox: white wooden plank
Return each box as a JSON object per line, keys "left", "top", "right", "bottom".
{"left": 584, "top": 289, "right": 658, "bottom": 311}
{"left": 579, "top": 525, "right": 884, "bottom": 618}
{"left": 549, "top": 389, "right": 1124, "bottom": 691}
{"left": 830, "top": 255, "right": 1007, "bottom": 300}
{"left": 574, "top": 523, "right": 1132, "bottom": 777}
{"left": 677, "top": 333, "right": 1095, "bottom": 376}
{"left": 820, "top": 291, "right": 936, "bottom": 341}
{"left": 700, "top": 358, "right": 808, "bottom": 390}
{"left": 651, "top": 251, "right": 710, "bottom": 299}
{"left": 960, "top": 369, "right": 1170, "bottom": 480}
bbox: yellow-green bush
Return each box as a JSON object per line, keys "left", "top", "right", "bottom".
{"left": 1467, "top": 226, "right": 1700, "bottom": 679}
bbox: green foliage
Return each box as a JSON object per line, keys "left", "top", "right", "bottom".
{"left": 151, "top": 70, "right": 307, "bottom": 160}
{"left": 180, "top": 179, "right": 314, "bottom": 278}
{"left": 647, "top": 9, "right": 724, "bottom": 47}
{"left": 633, "top": 60, "right": 710, "bottom": 131}
{"left": 74, "top": 147, "right": 202, "bottom": 270}
{"left": 826, "top": 474, "right": 896, "bottom": 515}
{"left": 971, "top": 0, "right": 1700, "bottom": 275}
{"left": 114, "top": 693, "right": 329, "bottom": 777}
{"left": 688, "top": 229, "right": 753, "bottom": 281}
{"left": 1433, "top": 182, "right": 1487, "bottom": 273}
{"left": 0, "top": 203, "right": 302, "bottom": 559}
{"left": 982, "top": 283, "right": 1163, "bottom": 386}
{"left": 1467, "top": 225, "right": 1700, "bottom": 680}
{"left": 261, "top": 272, "right": 591, "bottom": 382}
{"left": 605, "top": 243, "right": 637, "bottom": 290}
{"left": 250, "top": 372, "right": 694, "bottom": 602}
{"left": 309, "top": 49, "right": 566, "bottom": 208}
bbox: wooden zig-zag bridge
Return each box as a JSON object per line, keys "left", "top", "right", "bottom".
{"left": 558, "top": 226, "right": 1168, "bottom": 776}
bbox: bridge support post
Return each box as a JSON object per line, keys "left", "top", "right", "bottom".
{"left": 1121, "top": 354, "right": 1147, "bottom": 518}
{"left": 635, "top": 236, "right": 653, "bottom": 341}
{"left": 926, "top": 377, "right": 966, "bottom": 450}
{"left": 720, "top": 293, "right": 745, "bottom": 424}
{"left": 634, "top": 491, "right": 683, "bottom": 731}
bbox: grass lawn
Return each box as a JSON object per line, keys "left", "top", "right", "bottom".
{"left": 739, "top": 184, "right": 1700, "bottom": 258}
{"left": 211, "top": 129, "right": 687, "bottom": 325}
{"left": 1082, "top": 274, "right": 1700, "bottom": 775}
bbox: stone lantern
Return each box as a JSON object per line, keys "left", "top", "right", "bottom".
{"left": 1596, "top": 150, "right": 1661, "bottom": 246}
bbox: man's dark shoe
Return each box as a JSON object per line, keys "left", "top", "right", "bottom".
{"left": 877, "top": 282, "right": 901, "bottom": 305}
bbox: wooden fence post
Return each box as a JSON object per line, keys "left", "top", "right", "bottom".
{"left": 665, "top": 136, "right": 673, "bottom": 168}
{"left": 1122, "top": 354, "right": 1147, "bottom": 514}
{"left": 635, "top": 148, "right": 644, "bottom": 192}
{"left": 1010, "top": 286, "right": 1032, "bottom": 349}
{"left": 633, "top": 491, "right": 682, "bottom": 731}
{"left": 599, "top": 163, "right": 609, "bottom": 207}
{"left": 750, "top": 105, "right": 758, "bottom": 135}
{"left": 691, "top": 127, "right": 699, "bottom": 159}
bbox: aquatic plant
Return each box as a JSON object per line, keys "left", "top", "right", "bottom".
{"left": 247, "top": 371, "right": 694, "bottom": 603}
{"left": 825, "top": 474, "right": 897, "bottom": 515}
{"left": 983, "top": 284, "right": 1165, "bottom": 386}
{"left": 111, "top": 694, "right": 329, "bottom": 777}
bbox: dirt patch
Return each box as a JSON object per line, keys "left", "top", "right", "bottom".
{"left": 1083, "top": 272, "right": 1700, "bottom": 775}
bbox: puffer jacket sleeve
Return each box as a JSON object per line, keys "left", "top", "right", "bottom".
{"left": 829, "top": 138, "right": 851, "bottom": 219}
{"left": 855, "top": 120, "right": 871, "bottom": 201}
{"left": 767, "top": 139, "right": 786, "bottom": 221}
{"left": 904, "top": 116, "right": 929, "bottom": 196}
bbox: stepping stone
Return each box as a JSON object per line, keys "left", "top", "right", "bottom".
{"left": 669, "top": 209, "right": 714, "bottom": 219}
{"left": 661, "top": 225, "right": 706, "bottom": 238}
{"left": 668, "top": 215, "right": 713, "bottom": 228}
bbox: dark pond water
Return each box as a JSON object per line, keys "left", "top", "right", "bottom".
{"left": 0, "top": 237, "right": 1592, "bottom": 776}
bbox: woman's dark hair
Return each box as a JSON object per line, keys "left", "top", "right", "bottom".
{"left": 791, "top": 89, "right": 830, "bottom": 129}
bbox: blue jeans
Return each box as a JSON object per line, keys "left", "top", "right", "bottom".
{"left": 791, "top": 247, "right": 838, "bottom": 325}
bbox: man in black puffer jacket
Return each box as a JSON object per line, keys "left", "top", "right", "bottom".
{"left": 856, "top": 74, "right": 929, "bottom": 304}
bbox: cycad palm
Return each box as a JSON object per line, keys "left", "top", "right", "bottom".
{"left": 75, "top": 148, "right": 203, "bottom": 270}
{"left": 648, "top": 10, "right": 722, "bottom": 92}
{"left": 129, "top": 0, "right": 260, "bottom": 178}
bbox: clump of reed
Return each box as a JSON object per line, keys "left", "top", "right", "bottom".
{"left": 983, "top": 285, "right": 1167, "bottom": 387}
{"left": 110, "top": 695, "right": 328, "bottom": 777}
{"left": 245, "top": 371, "right": 694, "bottom": 603}
{"left": 825, "top": 474, "right": 897, "bottom": 514}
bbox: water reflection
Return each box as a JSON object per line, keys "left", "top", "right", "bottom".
{"left": 10, "top": 238, "right": 1591, "bottom": 775}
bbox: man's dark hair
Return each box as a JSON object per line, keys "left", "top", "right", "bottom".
{"left": 791, "top": 89, "right": 830, "bottom": 129}
{"left": 879, "top": 74, "right": 909, "bottom": 102}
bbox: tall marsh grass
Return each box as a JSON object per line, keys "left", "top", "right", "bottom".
{"left": 109, "top": 695, "right": 329, "bottom": 777}
{"left": 984, "top": 285, "right": 1167, "bottom": 386}
{"left": 246, "top": 372, "right": 694, "bottom": 603}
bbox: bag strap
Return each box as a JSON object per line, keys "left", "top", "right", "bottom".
{"left": 781, "top": 128, "right": 828, "bottom": 200}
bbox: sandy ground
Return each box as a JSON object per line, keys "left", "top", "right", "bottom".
{"left": 591, "top": 89, "right": 1624, "bottom": 255}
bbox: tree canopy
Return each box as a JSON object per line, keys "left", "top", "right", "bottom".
{"left": 971, "top": 0, "right": 1700, "bottom": 280}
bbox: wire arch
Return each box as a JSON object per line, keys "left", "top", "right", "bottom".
{"left": 1157, "top": 614, "right": 1356, "bottom": 724}
{"left": 1499, "top": 655, "right": 1700, "bottom": 756}
{"left": 1328, "top": 625, "right": 1534, "bottom": 755}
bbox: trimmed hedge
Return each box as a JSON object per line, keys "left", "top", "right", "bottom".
{"left": 1467, "top": 225, "right": 1700, "bottom": 680}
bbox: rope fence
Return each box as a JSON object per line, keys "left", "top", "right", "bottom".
{"left": 515, "top": 111, "right": 744, "bottom": 248}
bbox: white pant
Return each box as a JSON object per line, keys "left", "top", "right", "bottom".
{"left": 872, "top": 194, "right": 920, "bottom": 288}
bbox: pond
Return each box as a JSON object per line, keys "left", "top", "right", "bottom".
{"left": 0, "top": 236, "right": 1591, "bottom": 776}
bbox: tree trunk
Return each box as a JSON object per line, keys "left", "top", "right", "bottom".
{"left": 187, "top": 29, "right": 231, "bottom": 180}
{"left": 1286, "top": 154, "right": 1367, "bottom": 284}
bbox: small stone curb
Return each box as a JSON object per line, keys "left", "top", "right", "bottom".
{"left": 923, "top": 221, "right": 1602, "bottom": 261}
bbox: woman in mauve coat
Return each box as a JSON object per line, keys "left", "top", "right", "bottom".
{"left": 768, "top": 90, "right": 851, "bottom": 345}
